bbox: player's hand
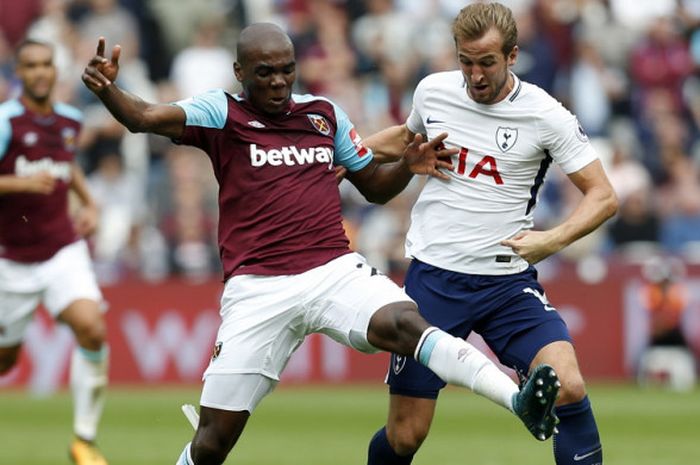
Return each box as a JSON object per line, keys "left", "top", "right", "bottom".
{"left": 82, "top": 37, "right": 121, "bottom": 93}
{"left": 74, "top": 203, "right": 100, "bottom": 237}
{"left": 500, "top": 230, "right": 562, "bottom": 264}
{"left": 23, "top": 172, "right": 56, "bottom": 194}
{"left": 403, "top": 132, "right": 456, "bottom": 181}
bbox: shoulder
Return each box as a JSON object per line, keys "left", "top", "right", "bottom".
{"left": 416, "top": 71, "right": 463, "bottom": 93}
{"left": 0, "top": 99, "right": 25, "bottom": 123}
{"left": 292, "top": 93, "right": 345, "bottom": 123}
{"left": 515, "top": 81, "right": 568, "bottom": 117}
{"left": 53, "top": 102, "right": 83, "bottom": 123}
{"left": 292, "top": 93, "right": 337, "bottom": 113}
{"left": 177, "top": 88, "right": 231, "bottom": 107}
{"left": 175, "top": 89, "right": 231, "bottom": 129}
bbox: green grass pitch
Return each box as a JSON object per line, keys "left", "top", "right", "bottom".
{"left": 1, "top": 383, "right": 698, "bottom": 464}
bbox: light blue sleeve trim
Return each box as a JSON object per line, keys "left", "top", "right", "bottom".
{"left": 0, "top": 100, "right": 25, "bottom": 162}
{"left": 173, "top": 89, "right": 228, "bottom": 129}
{"left": 54, "top": 102, "right": 83, "bottom": 122}
{"left": 329, "top": 101, "right": 373, "bottom": 172}
{"left": 416, "top": 330, "right": 444, "bottom": 365}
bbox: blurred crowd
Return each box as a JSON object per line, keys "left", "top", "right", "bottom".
{"left": 3, "top": 0, "right": 700, "bottom": 284}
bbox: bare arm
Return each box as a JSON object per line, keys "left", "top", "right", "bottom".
{"left": 0, "top": 172, "right": 55, "bottom": 195}
{"left": 82, "top": 37, "right": 185, "bottom": 139}
{"left": 501, "top": 159, "right": 619, "bottom": 263}
{"left": 69, "top": 163, "right": 100, "bottom": 236}
{"left": 347, "top": 133, "right": 456, "bottom": 204}
{"left": 363, "top": 124, "right": 416, "bottom": 163}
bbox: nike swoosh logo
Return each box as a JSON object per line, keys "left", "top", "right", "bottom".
{"left": 426, "top": 116, "right": 445, "bottom": 124}
{"left": 573, "top": 447, "right": 602, "bottom": 461}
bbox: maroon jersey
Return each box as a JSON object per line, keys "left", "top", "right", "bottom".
{"left": 174, "top": 90, "right": 373, "bottom": 280}
{"left": 0, "top": 99, "right": 81, "bottom": 262}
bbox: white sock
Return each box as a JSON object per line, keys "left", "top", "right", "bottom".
{"left": 176, "top": 442, "right": 194, "bottom": 465}
{"left": 70, "top": 345, "right": 109, "bottom": 440}
{"left": 415, "top": 327, "right": 518, "bottom": 411}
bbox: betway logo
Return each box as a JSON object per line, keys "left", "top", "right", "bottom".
{"left": 15, "top": 155, "right": 71, "bottom": 181}
{"left": 250, "top": 144, "right": 334, "bottom": 167}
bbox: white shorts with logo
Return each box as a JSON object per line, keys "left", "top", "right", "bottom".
{"left": 0, "top": 240, "right": 103, "bottom": 347}
{"left": 200, "top": 252, "right": 414, "bottom": 410}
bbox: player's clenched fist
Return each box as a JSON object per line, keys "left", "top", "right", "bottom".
{"left": 82, "top": 37, "right": 121, "bottom": 93}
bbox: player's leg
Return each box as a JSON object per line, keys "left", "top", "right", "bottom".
{"left": 59, "top": 299, "right": 109, "bottom": 465}
{"left": 0, "top": 285, "right": 42, "bottom": 373}
{"left": 367, "top": 394, "right": 436, "bottom": 464}
{"left": 177, "top": 374, "right": 276, "bottom": 465}
{"left": 531, "top": 341, "right": 602, "bottom": 465}
{"left": 44, "top": 241, "right": 108, "bottom": 465}
{"left": 175, "top": 273, "right": 300, "bottom": 464}
{"left": 367, "top": 304, "right": 521, "bottom": 409}
{"left": 489, "top": 268, "right": 601, "bottom": 465}
{"left": 369, "top": 260, "right": 565, "bottom": 464}
{"left": 311, "top": 255, "right": 555, "bottom": 465}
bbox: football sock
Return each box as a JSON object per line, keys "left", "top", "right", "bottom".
{"left": 553, "top": 396, "right": 602, "bottom": 465}
{"left": 70, "top": 345, "right": 109, "bottom": 441}
{"left": 367, "top": 427, "right": 414, "bottom": 464}
{"left": 176, "top": 442, "right": 194, "bottom": 465}
{"left": 415, "top": 327, "right": 518, "bottom": 411}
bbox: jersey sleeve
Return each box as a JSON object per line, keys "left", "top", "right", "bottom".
{"left": 172, "top": 89, "right": 229, "bottom": 150}
{"left": 406, "top": 78, "right": 427, "bottom": 135}
{"left": 330, "top": 101, "right": 373, "bottom": 172}
{"left": 538, "top": 103, "right": 598, "bottom": 174}
{"left": 0, "top": 112, "right": 11, "bottom": 162}
{"left": 0, "top": 101, "right": 24, "bottom": 162}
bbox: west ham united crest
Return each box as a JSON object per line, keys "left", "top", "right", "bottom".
{"left": 308, "top": 114, "right": 330, "bottom": 135}
{"left": 392, "top": 354, "right": 406, "bottom": 375}
{"left": 496, "top": 126, "right": 518, "bottom": 153}
{"left": 211, "top": 341, "right": 223, "bottom": 361}
{"left": 62, "top": 127, "right": 77, "bottom": 151}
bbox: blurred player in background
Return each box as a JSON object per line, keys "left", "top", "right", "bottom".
{"left": 364, "top": 3, "right": 617, "bottom": 465}
{"left": 0, "top": 40, "right": 109, "bottom": 465}
{"left": 82, "top": 23, "right": 560, "bottom": 465}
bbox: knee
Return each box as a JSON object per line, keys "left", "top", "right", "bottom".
{"left": 394, "top": 306, "right": 424, "bottom": 336}
{"left": 387, "top": 423, "right": 429, "bottom": 456}
{"left": 557, "top": 371, "right": 587, "bottom": 405}
{"left": 368, "top": 303, "right": 426, "bottom": 355}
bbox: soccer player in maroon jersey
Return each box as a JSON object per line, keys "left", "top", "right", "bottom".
{"left": 82, "top": 23, "right": 560, "bottom": 465}
{"left": 0, "top": 40, "right": 109, "bottom": 465}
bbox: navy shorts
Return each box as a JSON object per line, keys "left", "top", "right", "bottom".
{"left": 387, "top": 259, "right": 571, "bottom": 399}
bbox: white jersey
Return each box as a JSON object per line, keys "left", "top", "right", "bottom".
{"left": 405, "top": 71, "right": 598, "bottom": 275}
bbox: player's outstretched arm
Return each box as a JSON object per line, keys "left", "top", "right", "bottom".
{"left": 82, "top": 37, "right": 185, "bottom": 140}
{"left": 0, "top": 173, "right": 56, "bottom": 195}
{"left": 363, "top": 124, "right": 414, "bottom": 163}
{"left": 347, "top": 133, "right": 456, "bottom": 204}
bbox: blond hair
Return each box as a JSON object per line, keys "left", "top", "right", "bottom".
{"left": 452, "top": 2, "right": 518, "bottom": 56}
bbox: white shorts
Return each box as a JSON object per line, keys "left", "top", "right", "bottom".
{"left": 200, "top": 252, "right": 413, "bottom": 411}
{"left": 0, "top": 240, "right": 103, "bottom": 347}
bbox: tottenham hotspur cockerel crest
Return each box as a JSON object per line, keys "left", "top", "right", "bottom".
{"left": 496, "top": 126, "right": 518, "bottom": 153}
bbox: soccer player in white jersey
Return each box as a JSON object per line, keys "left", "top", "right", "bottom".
{"left": 82, "top": 23, "right": 560, "bottom": 465}
{"left": 364, "top": 3, "right": 618, "bottom": 465}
